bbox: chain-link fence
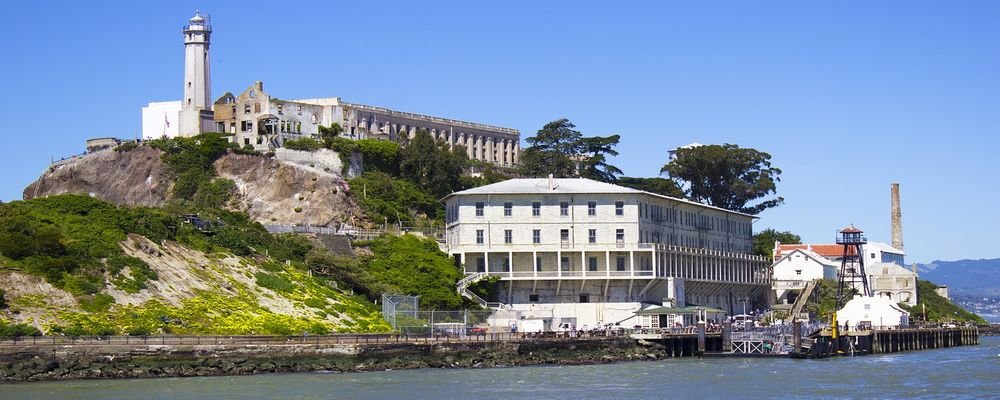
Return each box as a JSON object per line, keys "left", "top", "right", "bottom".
{"left": 381, "top": 294, "right": 420, "bottom": 330}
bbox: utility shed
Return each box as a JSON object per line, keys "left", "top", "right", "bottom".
{"left": 836, "top": 296, "right": 909, "bottom": 329}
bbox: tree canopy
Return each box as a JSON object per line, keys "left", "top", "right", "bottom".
{"left": 399, "top": 129, "right": 468, "bottom": 199}
{"left": 519, "top": 119, "right": 622, "bottom": 182}
{"left": 661, "top": 144, "right": 783, "bottom": 214}
{"left": 752, "top": 228, "right": 801, "bottom": 259}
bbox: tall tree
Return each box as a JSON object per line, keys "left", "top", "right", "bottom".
{"left": 661, "top": 144, "right": 783, "bottom": 214}
{"left": 753, "top": 228, "right": 801, "bottom": 259}
{"left": 399, "top": 129, "right": 467, "bottom": 198}
{"left": 519, "top": 118, "right": 622, "bottom": 182}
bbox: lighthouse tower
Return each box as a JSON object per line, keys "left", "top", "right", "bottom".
{"left": 177, "top": 11, "right": 214, "bottom": 136}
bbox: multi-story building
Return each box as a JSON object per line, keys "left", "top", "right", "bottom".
{"left": 212, "top": 81, "right": 520, "bottom": 167}
{"left": 443, "top": 177, "right": 770, "bottom": 329}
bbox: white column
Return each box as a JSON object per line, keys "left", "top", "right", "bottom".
{"left": 630, "top": 251, "right": 635, "bottom": 277}
{"left": 605, "top": 251, "right": 611, "bottom": 277}
{"left": 557, "top": 250, "right": 562, "bottom": 278}
{"left": 533, "top": 251, "right": 538, "bottom": 278}
{"left": 581, "top": 251, "right": 586, "bottom": 276}
{"left": 509, "top": 251, "right": 513, "bottom": 277}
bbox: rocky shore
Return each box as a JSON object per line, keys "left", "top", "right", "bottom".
{"left": 0, "top": 338, "right": 667, "bottom": 382}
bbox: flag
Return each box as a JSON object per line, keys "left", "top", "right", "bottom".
{"left": 164, "top": 113, "right": 170, "bottom": 128}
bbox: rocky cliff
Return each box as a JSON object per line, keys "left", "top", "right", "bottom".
{"left": 23, "top": 146, "right": 171, "bottom": 207}
{"left": 23, "top": 146, "right": 355, "bottom": 227}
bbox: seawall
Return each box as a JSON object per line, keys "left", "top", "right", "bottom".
{"left": 0, "top": 337, "right": 661, "bottom": 382}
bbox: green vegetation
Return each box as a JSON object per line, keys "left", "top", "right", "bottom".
{"left": 148, "top": 133, "right": 234, "bottom": 205}
{"left": 805, "top": 279, "right": 840, "bottom": 320}
{"left": 360, "top": 235, "right": 464, "bottom": 310}
{"left": 113, "top": 141, "right": 139, "bottom": 152}
{"left": 661, "top": 144, "right": 783, "bottom": 215}
{"left": 519, "top": 118, "right": 623, "bottom": 182}
{"left": 899, "top": 280, "right": 985, "bottom": 324}
{"left": 753, "top": 229, "right": 801, "bottom": 258}
{"left": 282, "top": 137, "right": 323, "bottom": 151}
{"left": 0, "top": 288, "right": 6, "bottom": 309}
{"left": 399, "top": 130, "right": 467, "bottom": 198}
{"left": 617, "top": 177, "right": 685, "bottom": 198}
{"left": 0, "top": 319, "right": 42, "bottom": 338}
{"left": 348, "top": 172, "right": 441, "bottom": 225}
{"left": 324, "top": 137, "right": 400, "bottom": 176}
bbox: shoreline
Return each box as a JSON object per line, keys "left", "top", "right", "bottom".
{"left": 0, "top": 337, "right": 671, "bottom": 382}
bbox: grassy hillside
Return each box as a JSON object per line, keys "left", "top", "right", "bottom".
{"left": 899, "top": 280, "right": 985, "bottom": 324}
{"left": 0, "top": 194, "right": 390, "bottom": 336}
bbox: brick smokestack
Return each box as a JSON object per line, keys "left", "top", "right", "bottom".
{"left": 891, "top": 183, "right": 903, "bottom": 250}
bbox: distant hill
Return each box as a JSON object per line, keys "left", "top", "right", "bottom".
{"left": 915, "top": 258, "right": 1000, "bottom": 297}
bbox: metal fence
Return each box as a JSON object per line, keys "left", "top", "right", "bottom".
{"left": 381, "top": 294, "right": 420, "bottom": 330}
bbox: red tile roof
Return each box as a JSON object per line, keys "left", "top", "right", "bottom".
{"left": 774, "top": 244, "right": 851, "bottom": 259}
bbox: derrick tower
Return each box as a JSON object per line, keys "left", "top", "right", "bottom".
{"left": 835, "top": 225, "right": 871, "bottom": 309}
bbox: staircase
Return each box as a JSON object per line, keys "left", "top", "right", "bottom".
{"left": 457, "top": 272, "right": 490, "bottom": 308}
{"left": 789, "top": 280, "right": 818, "bottom": 320}
{"left": 315, "top": 234, "right": 354, "bottom": 257}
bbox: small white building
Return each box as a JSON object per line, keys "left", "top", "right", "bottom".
{"left": 771, "top": 248, "right": 838, "bottom": 302}
{"left": 836, "top": 296, "right": 909, "bottom": 329}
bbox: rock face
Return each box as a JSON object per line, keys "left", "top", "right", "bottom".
{"left": 0, "top": 338, "right": 657, "bottom": 382}
{"left": 215, "top": 151, "right": 355, "bottom": 227}
{"left": 22, "top": 145, "right": 355, "bottom": 227}
{"left": 23, "top": 146, "right": 171, "bottom": 207}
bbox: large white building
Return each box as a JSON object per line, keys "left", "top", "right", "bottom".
{"left": 443, "top": 177, "right": 770, "bottom": 330}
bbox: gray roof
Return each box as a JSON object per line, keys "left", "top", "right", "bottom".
{"left": 444, "top": 178, "right": 755, "bottom": 217}
{"left": 448, "top": 178, "right": 642, "bottom": 197}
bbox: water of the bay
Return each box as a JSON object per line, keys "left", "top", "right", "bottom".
{"left": 5, "top": 337, "right": 999, "bottom": 399}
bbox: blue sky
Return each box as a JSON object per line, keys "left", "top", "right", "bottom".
{"left": 1, "top": 1, "right": 997, "bottom": 263}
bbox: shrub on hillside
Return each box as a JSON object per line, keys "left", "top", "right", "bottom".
{"left": 282, "top": 138, "right": 323, "bottom": 151}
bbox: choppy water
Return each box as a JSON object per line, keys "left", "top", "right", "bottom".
{"left": 5, "top": 337, "right": 1000, "bottom": 399}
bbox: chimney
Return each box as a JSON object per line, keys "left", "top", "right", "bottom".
{"left": 891, "top": 183, "right": 903, "bottom": 250}
{"left": 254, "top": 80, "right": 264, "bottom": 92}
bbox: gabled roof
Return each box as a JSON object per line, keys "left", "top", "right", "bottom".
{"left": 774, "top": 248, "right": 839, "bottom": 268}
{"left": 444, "top": 177, "right": 755, "bottom": 217}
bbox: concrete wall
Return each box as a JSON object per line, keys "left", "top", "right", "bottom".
{"left": 141, "top": 101, "right": 181, "bottom": 139}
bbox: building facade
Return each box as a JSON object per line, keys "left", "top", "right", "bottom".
{"left": 443, "top": 178, "right": 770, "bottom": 330}
{"left": 212, "top": 81, "right": 520, "bottom": 167}
{"left": 771, "top": 248, "right": 839, "bottom": 303}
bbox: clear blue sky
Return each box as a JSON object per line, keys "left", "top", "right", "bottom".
{"left": 1, "top": 1, "right": 997, "bottom": 264}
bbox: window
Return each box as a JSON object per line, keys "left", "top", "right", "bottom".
{"left": 615, "top": 201, "right": 624, "bottom": 216}
{"left": 475, "top": 202, "right": 485, "bottom": 217}
{"left": 504, "top": 230, "right": 512, "bottom": 244}
{"left": 532, "top": 202, "right": 541, "bottom": 216}
{"left": 561, "top": 257, "right": 570, "bottom": 271}
{"left": 795, "top": 270, "right": 802, "bottom": 276}
{"left": 296, "top": 105, "right": 302, "bottom": 115}
{"left": 588, "top": 229, "right": 597, "bottom": 244}
{"left": 616, "top": 256, "right": 626, "bottom": 271}
{"left": 579, "top": 294, "right": 590, "bottom": 303}
{"left": 533, "top": 229, "right": 541, "bottom": 244}
{"left": 277, "top": 104, "right": 283, "bottom": 115}
{"left": 476, "top": 229, "right": 484, "bottom": 244}
{"left": 476, "top": 257, "right": 485, "bottom": 272}
{"left": 504, "top": 202, "right": 513, "bottom": 216}
{"left": 560, "top": 229, "right": 570, "bottom": 243}
{"left": 560, "top": 202, "right": 569, "bottom": 216}
{"left": 244, "top": 104, "right": 251, "bottom": 114}
{"left": 588, "top": 257, "right": 598, "bottom": 271}
{"left": 535, "top": 256, "right": 542, "bottom": 271}
{"left": 616, "top": 229, "right": 625, "bottom": 242}
{"left": 529, "top": 294, "right": 539, "bottom": 302}
{"left": 587, "top": 201, "right": 597, "bottom": 216}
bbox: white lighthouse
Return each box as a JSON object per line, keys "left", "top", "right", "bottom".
{"left": 177, "top": 10, "right": 214, "bottom": 136}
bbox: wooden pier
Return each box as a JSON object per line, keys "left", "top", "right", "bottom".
{"left": 798, "top": 326, "right": 979, "bottom": 358}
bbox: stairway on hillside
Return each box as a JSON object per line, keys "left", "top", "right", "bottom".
{"left": 315, "top": 234, "right": 354, "bottom": 257}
